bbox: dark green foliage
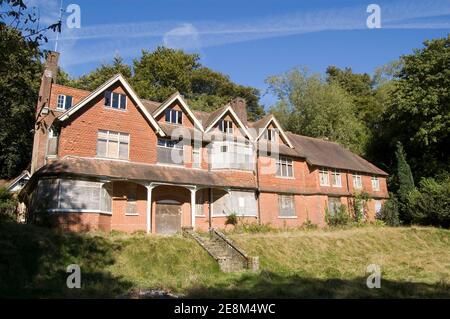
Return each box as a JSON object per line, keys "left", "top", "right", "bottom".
{"left": 67, "top": 46, "right": 264, "bottom": 121}
{"left": 0, "top": 187, "right": 17, "bottom": 221}
{"left": 68, "top": 55, "right": 132, "bottom": 91}
{"left": 378, "top": 195, "right": 401, "bottom": 227}
{"left": 394, "top": 142, "right": 415, "bottom": 223}
{"left": 225, "top": 212, "right": 238, "bottom": 226}
{"left": 0, "top": 25, "right": 41, "bottom": 178}
{"left": 379, "top": 35, "right": 450, "bottom": 179}
{"left": 267, "top": 68, "right": 369, "bottom": 154}
{"left": 325, "top": 204, "right": 350, "bottom": 226}
{"left": 408, "top": 176, "right": 450, "bottom": 228}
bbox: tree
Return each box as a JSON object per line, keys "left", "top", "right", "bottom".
{"left": 0, "top": 24, "right": 41, "bottom": 178}
{"left": 68, "top": 55, "right": 132, "bottom": 91}
{"left": 267, "top": 68, "right": 369, "bottom": 154}
{"left": 408, "top": 176, "right": 450, "bottom": 228}
{"left": 132, "top": 47, "right": 200, "bottom": 102}
{"left": 394, "top": 141, "right": 415, "bottom": 223}
{"left": 381, "top": 35, "right": 450, "bottom": 179}
{"left": 130, "top": 46, "right": 264, "bottom": 120}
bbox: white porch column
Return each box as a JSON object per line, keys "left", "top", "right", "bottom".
{"left": 190, "top": 187, "right": 197, "bottom": 229}
{"left": 146, "top": 184, "right": 155, "bottom": 234}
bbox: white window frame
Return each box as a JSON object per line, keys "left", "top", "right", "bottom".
{"left": 319, "top": 168, "right": 330, "bottom": 186}
{"left": 96, "top": 130, "right": 130, "bottom": 160}
{"left": 57, "top": 94, "right": 72, "bottom": 110}
{"left": 371, "top": 176, "right": 380, "bottom": 191}
{"left": 353, "top": 174, "right": 363, "bottom": 189}
{"left": 276, "top": 156, "right": 294, "bottom": 178}
{"left": 165, "top": 109, "right": 183, "bottom": 124}
{"left": 264, "top": 129, "right": 276, "bottom": 141}
{"left": 278, "top": 194, "right": 296, "bottom": 218}
{"left": 331, "top": 169, "right": 342, "bottom": 187}
{"left": 104, "top": 91, "right": 127, "bottom": 110}
{"left": 192, "top": 145, "right": 201, "bottom": 168}
{"left": 219, "top": 120, "right": 233, "bottom": 134}
{"left": 38, "top": 178, "right": 112, "bottom": 214}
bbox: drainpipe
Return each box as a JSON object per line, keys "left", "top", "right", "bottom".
{"left": 255, "top": 149, "right": 262, "bottom": 224}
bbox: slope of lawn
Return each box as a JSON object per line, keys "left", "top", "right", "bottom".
{"left": 1, "top": 222, "right": 449, "bottom": 298}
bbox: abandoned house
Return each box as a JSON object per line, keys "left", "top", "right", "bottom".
{"left": 20, "top": 52, "right": 389, "bottom": 233}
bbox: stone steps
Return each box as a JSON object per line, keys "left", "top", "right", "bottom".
{"left": 183, "top": 227, "right": 259, "bottom": 273}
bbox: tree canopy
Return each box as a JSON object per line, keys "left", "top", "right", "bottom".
{"left": 267, "top": 68, "right": 369, "bottom": 155}
{"left": 379, "top": 35, "right": 450, "bottom": 179}
{"left": 0, "top": 24, "right": 41, "bottom": 178}
{"left": 68, "top": 47, "right": 265, "bottom": 121}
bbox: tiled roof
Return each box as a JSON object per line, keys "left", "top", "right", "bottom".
{"left": 286, "top": 133, "right": 388, "bottom": 175}
{"left": 53, "top": 83, "right": 388, "bottom": 177}
{"left": 31, "top": 157, "right": 257, "bottom": 189}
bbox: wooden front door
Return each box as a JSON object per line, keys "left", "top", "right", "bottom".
{"left": 155, "top": 201, "right": 182, "bottom": 234}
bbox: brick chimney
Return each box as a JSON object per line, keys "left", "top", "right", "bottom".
{"left": 230, "top": 97, "right": 247, "bottom": 124}
{"left": 30, "top": 51, "right": 60, "bottom": 174}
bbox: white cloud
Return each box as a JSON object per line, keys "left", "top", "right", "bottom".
{"left": 163, "top": 23, "right": 201, "bottom": 50}
{"left": 43, "top": 0, "right": 450, "bottom": 69}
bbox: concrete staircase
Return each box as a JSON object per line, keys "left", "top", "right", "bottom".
{"left": 183, "top": 227, "right": 259, "bottom": 273}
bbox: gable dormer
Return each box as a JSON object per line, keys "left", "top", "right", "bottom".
{"left": 152, "top": 92, "right": 204, "bottom": 131}
{"left": 204, "top": 104, "right": 253, "bottom": 141}
{"left": 254, "top": 115, "right": 293, "bottom": 148}
{"left": 58, "top": 74, "right": 164, "bottom": 136}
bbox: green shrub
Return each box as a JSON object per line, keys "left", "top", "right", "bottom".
{"left": 0, "top": 187, "right": 17, "bottom": 222}
{"left": 378, "top": 195, "right": 401, "bottom": 226}
{"left": 325, "top": 204, "right": 350, "bottom": 226}
{"left": 225, "top": 213, "right": 238, "bottom": 226}
{"left": 408, "top": 177, "right": 450, "bottom": 228}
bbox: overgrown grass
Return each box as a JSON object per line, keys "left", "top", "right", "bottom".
{"left": 1, "top": 222, "right": 449, "bottom": 298}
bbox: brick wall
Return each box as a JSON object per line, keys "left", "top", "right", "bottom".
{"left": 58, "top": 82, "right": 158, "bottom": 164}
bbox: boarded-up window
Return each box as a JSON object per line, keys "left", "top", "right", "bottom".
{"left": 196, "top": 190, "right": 204, "bottom": 216}
{"left": 37, "top": 179, "right": 112, "bottom": 213}
{"left": 327, "top": 197, "right": 341, "bottom": 216}
{"left": 210, "top": 142, "right": 254, "bottom": 171}
{"left": 229, "top": 190, "right": 257, "bottom": 216}
{"left": 97, "top": 130, "right": 129, "bottom": 160}
{"left": 375, "top": 200, "right": 382, "bottom": 219}
{"left": 278, "top": 195, "right": 295, "bottom": 217}
{"left": 126, "top": 184, "right": 138, "bottom": 215}
{"left": 157, "top": 138, "right": 184, "bottom": 165}
{"left": 212, "top": 189, "right": 257, "bottom": 216}
{"left": 37, "top": 179, "right": 60, "bottom": 209}
{"left": 47, "top": 128, "right": 59, "bottom": 156}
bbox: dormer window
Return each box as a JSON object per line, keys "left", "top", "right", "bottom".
{"left": 104, "top": 91, "right": 126, "bottom": 110}
{"left": 264, "top": 129, "right": 276, "bottom": 141}
{"left": 165, "top": 109, "right": 182, "bottom": 124}
{"left": 219, "top": 120, "right": 233, "bottom": 134}
{"left": 57, "top": 94, "right": 73, "bottom": 110}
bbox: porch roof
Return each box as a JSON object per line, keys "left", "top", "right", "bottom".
{"left": 30, "top": 156, "right": 257, "bottom": 190}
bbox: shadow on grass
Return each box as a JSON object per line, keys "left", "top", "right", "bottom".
{"left": 0, "top": 221, "right": 133, "bottom": 298}
{"left": 185, "top": 270, "right": 450, "bottom": 299}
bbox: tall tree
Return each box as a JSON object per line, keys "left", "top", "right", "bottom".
{"left": 131, "top": 46, "right": 264, "bottom": 120}
{"left": 267, "top": 68, "right": 369, "bottom": 154}
{"left": 0, "top": 24, "right": 41, "bottom": 178}
{"left": 394, "top": 141, "right": 415, "bottom": 223}
{"left": 381, "top": 35, "right": 450, "bottom": 179}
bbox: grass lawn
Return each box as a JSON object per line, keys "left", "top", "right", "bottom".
{"left": 0, "top": 222, "right": 449, "bottom": 298}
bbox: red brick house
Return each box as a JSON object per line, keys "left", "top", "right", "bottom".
{"left": 21, "top": 52, "right": 388, "bottom": 233}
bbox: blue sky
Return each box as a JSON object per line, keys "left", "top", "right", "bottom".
{"left": 35, "top": 0, "right": 450, "bottom": 107}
